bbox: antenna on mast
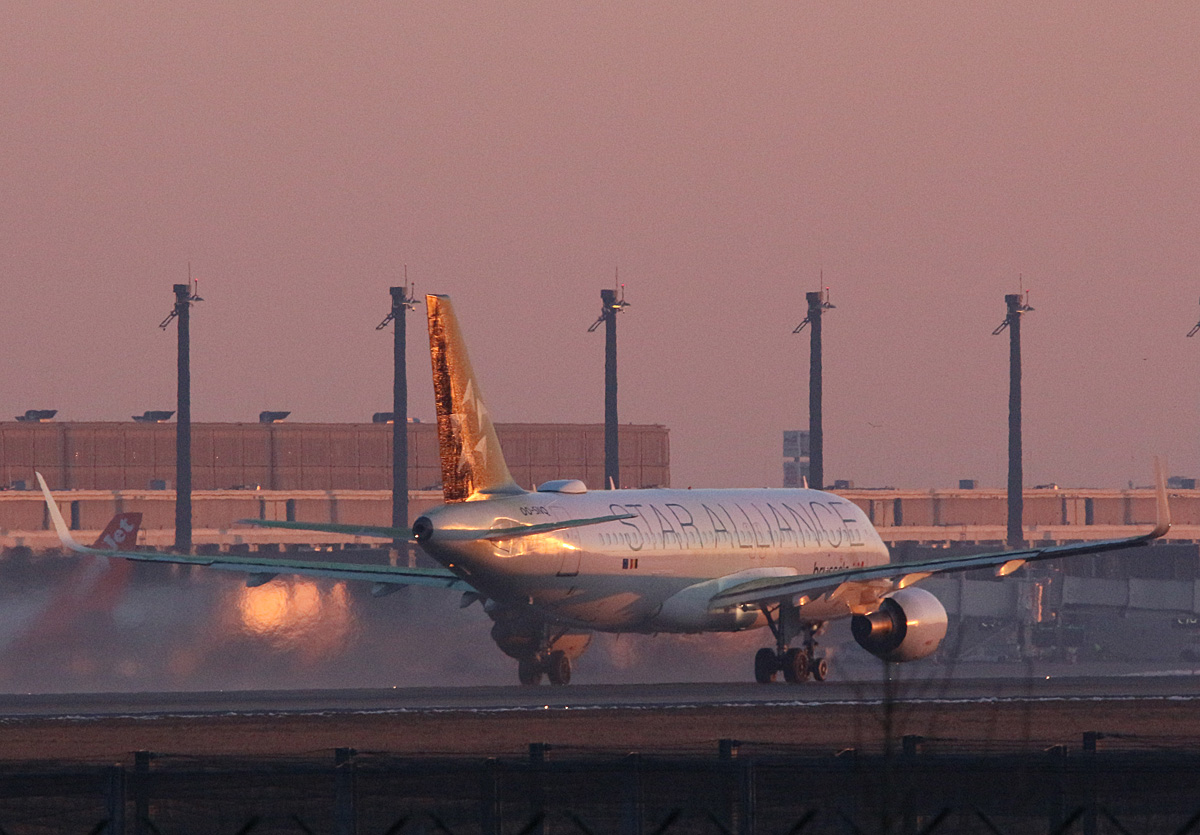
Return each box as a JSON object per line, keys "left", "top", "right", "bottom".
{"left": 190, "top": 260, "right": 203, "bottom": 302}
{"left": 378, "top": 265, "right": 418, "bottom": 330}
{"left": 992, "top": 276, "right": 1033, "bottom": 335}
{"left": 793, "top": 276, "right": 834, "bottom": 333}
{"left": 589, "top": 268, "right": 629, "bottom": 332}
{"left": 160, "top": 262, "right": 204, "bottom": 329}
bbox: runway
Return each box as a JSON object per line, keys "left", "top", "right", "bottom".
{"left": 0, "top": 671, "right": 1199, "bottom": 718}
{"left": 0, "top": 673, "right": 1197, "bottom": 763}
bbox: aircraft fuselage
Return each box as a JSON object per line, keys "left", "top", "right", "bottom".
{"left": 417, "top": 487, "right": 890, "bottom": 632}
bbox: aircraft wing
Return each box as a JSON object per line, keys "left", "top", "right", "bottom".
{"left": 709, "top": 460, "right": 1172, "bottom": 611}
{"left": 35, "top": 474, "right": 472, "bottom": 592}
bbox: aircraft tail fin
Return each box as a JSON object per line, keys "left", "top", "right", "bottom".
{"left": 426, "top": 295, "right": 523, "bottom": 502}
{"left": 91, "top": 512, "right": 143, "bottom": 550}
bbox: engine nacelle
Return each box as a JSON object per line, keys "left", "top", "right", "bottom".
{"left": 851, "top": 586, "right": 948, "bottom": 662}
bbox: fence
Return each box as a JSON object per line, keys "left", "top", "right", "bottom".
{"left": 3, "top": 737, "right": 1200, "bottom": 835}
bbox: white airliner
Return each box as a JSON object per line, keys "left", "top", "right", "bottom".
{"left": 38, "top": 294, "right": 1171, "bottom": 686}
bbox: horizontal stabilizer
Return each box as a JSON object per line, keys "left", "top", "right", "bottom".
{"left": 239, "top": 513, "right": 633, "bottom": 543}
{"left": 429, "top": 513, "right": 636, "bottom": 542}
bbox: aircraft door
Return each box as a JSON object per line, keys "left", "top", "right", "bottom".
{"left": 552, "top": 507, "right": 581, "bottom": 577}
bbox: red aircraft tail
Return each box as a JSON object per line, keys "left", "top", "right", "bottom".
{"left": 91, "top": 513, "right": 142, "bottom": 550}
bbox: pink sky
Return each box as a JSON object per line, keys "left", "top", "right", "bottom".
{"left": 2, "top": 3, "right": 1198, "bottom": 490}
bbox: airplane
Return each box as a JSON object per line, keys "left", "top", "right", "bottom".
{"left": 38, "top": 294, "right": 1172, "bottom": 686}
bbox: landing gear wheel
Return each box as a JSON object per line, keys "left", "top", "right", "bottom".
{"left": 546, "top": 650, "right": 571, "bottom": 686}
{"left": 754, "top": 648, "right": 778, "bottom": 684}
{"left": 811, "top": 657, "right": 829, "bottom": 682}
{"left": 518, "top": 658, "right": 543, "bottom": 686}
{"left": 782, "top": 647, "right": 810, "bottom": 683}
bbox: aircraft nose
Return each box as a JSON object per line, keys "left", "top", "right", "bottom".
{"left": 412, "top": 516, "right": 433, "bottom": 542}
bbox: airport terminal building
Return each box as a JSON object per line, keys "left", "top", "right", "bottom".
{"left": 0, "top": 420, "right": 669, "bottom": 548}
{"left": 0, "top": 420, "right": 670, "bottom": 494}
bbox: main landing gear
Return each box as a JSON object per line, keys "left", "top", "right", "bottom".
{"left": 754, "top": 605, "right": 828, "bottom": 684}
{"left": 518, "top": 650, "right": 572, "bottom": 687}
{"left": 488, "top": 605, "right": 591, "bottom": 687}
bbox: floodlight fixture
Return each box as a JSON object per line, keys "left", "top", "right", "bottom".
{"left": 133, "top": 410, "right": 175, "bottom": 423}
{"left": 15, "top": 409, "right": 56, "bottom": 422}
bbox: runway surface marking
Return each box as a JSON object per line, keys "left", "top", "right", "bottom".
{"left": 0, "top": 674, "right": 1198, "bottom": 720}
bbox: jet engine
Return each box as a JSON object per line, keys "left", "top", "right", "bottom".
{"left": 850, "top": 586, "right": 948, "bottom": 662}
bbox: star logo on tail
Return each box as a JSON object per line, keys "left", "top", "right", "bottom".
{"left": 451, "top": 380, "right": 491, "bottom": 480}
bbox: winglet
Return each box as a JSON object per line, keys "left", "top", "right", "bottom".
{"left": 35, "top": 472, "right": 89, "bottom": 554}
{"left": 1150, "top": 455, "right": 1172, "bottom": 539}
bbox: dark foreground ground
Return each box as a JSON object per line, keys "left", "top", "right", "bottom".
{"left": 1, "top": 678, "right": 1199, "bottom": 834}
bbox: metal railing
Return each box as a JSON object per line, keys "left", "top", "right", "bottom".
{"left": 4, "top": 738, "right": 1200, "bottom": 835}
